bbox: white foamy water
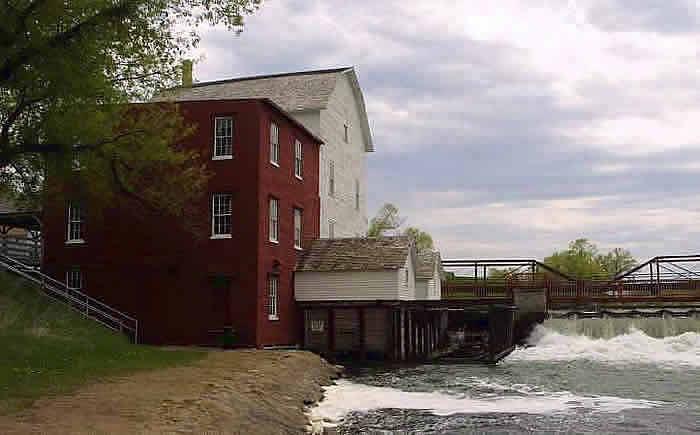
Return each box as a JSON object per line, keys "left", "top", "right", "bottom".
{"left": 311, "top": 379, "right": 660, "bottom": 422}
{"left": 507, "top": 325, "right": 700, "bottom": 367}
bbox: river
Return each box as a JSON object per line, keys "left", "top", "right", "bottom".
{"left": 312, "top": 316, "right": 700, "bottom": 433}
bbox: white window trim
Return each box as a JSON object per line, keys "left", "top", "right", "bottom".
{"left": 213, "top": 116, "right": 234, "bottom": 159}
{"left": 66, "top": 201, "right": 84, "bottom": 244}
{"left": 270, "top": 122, "right": 280, "bottom": 167}
{"left": 293, "top": 208, "right": 303, "bottom": 250}
{"left": 268, "top": 275, "right": 279, "bottom": 321}
{"left": 294, "top": 139, "right": 303, "bottom": 180}
{"left": 66, "top": 268, "right": 82, "bottom": 290}
{"left": 269, "top": 197, "right": 279, "bottom": 243}
{"left": 211, "top": 193, "right": 232, "bottom": 238}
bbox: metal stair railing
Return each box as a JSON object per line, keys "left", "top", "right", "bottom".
{"left": 0, "top": 254, "right": 138, "bottom": 343}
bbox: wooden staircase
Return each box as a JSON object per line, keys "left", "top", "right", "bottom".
{"left": 0, "top": 254, "right": 138, "bottom": 342}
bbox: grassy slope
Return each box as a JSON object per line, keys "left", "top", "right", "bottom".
{"left": 0, "top": 270, "right": 205, "bottom": 414}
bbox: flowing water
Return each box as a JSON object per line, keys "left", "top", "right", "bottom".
{"left": 312, "top": 317, "right": 700, "bottom": 433}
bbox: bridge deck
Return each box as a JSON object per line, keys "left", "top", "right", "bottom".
{"left": 441, "top": 256, "right": 700, "bottom": 308}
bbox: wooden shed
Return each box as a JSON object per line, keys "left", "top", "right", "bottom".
{"left": 295, "top": 236, "right": 448, "bottom": 360}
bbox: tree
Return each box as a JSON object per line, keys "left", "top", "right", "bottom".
{"left": 544, "top": 239, "right": 604, "bottom": 278}
{"left": 404, "top": 226, "right": 433, "bottom": 252}
{"left": 596, "top": 248, "right": 637, "bottom": 277}
{"left": 367, "top": 203, "right": 404, "bottom": 237}
{"left": 367, "top": 203, "right": 436, "bottom": 252}
{"left": 543, "top": 239, "right": 637, "bottom": 279}
{"left": 0, "top": 1, "right": 260, "bottom": 214}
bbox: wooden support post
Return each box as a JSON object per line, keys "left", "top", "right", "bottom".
{"left": 358, "top": 307, "right": 366, "bottom": 360}
{"left": 328, "top": 308, "right": 335, "bottom": 354}
{"left": 400, "top": 308, "right": 406, "bottom": 360}
{"left": 408, "top": 310, "right": 414, "bottom": 359}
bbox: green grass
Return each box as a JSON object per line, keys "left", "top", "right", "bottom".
{"left": 0, "top": 270, "right": 205, "bottom": 414}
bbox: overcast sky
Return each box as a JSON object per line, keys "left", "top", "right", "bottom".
{"left": 193, "top": 0, "right": 700, "bottom": 261}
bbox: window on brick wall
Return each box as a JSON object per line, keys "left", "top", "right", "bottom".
{"left": 66, "top": 201, "right": 84, "bottom": 243}
{"left": 268, "top": 274, "right": 279, "bottom": 320}
{"left": 269, "top": 197, "right": 279, "bottom": 243}
{"left": 328, "top": 219, "right": 335, "bottom": 239}
{"left": 294, "top": 139, "right": 303, "bottom": 179}
{"left": 355, "top": 178, "right": 360, "bottom": 211}
{"left": 329, "top": 160, "right": 335, "bottom": 197}
{"left": 293, "top": 208, "right": 303, "bottom": 249}
{"left": 270, "top": 122, "right": 279, "bottom": 166}
{"left": 213, "top": 116, "right": 233, "bottom": 159}
{"left": 211, "top": 193, "right": 232, "bottom": 238}
{"left": 66, "top": 267, "right": 83, "bottom": 290}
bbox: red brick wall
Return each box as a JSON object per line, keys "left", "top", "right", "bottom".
{"left": 42, "top": 99, "right": 321, "bottom": 346}
{"left": 256, "top": 103, "right": 320, "bottom": 346}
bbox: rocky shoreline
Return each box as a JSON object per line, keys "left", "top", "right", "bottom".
{"left": 0, "top": 350, "right": 342, "bottom": 434}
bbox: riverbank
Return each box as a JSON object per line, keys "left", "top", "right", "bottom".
{"left": 0, "top": 350, "right": 341, "bottom": 434}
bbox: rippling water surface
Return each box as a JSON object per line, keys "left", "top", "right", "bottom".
{"left": 312, "top": 317, "right": 700, "bottom": 434}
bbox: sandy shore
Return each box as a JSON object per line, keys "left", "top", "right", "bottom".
{"left": 0, "top": 349, "right": 340, "bottom": 434}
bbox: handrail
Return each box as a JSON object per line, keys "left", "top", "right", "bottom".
{"left": 0, "top": 254, "right": 138, "bottom": 343}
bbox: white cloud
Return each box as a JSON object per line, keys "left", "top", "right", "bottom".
{"left": 191, "top": 0, "right": 700, "bottom": 259}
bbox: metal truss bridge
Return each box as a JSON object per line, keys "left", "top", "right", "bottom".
{"left": 441, "top": 255, "right": 700, "bottom": 309}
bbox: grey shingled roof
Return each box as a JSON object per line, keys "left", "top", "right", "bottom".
{"left": 416, "top": 251, "right": 441, "bottom": 279}
{"left": 153, "top": 66, "right": 374, "bottom": 152}
{"left": 296, "top": 236, "right": 412, "bottom": 272}
{"left": 153, "top": 67, "right": 349, "bottom": 112}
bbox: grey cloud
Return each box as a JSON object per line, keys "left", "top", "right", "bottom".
{"left": 587, "top": 0, "right": 700, "bottom": 34}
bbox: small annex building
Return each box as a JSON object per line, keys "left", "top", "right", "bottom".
{"left": 295, "top": 236, "right": 417, "bottom": 301}
{"left": 295, "top": 236, "right": 446, "bottom": 360}
{"left": 415, "top": 250, "right": 443, "bottom": 300}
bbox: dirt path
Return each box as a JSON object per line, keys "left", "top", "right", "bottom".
{"left": 0, "top": 350, "right": 340, "bottom": 434}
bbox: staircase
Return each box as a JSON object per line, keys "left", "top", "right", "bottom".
{"left": 0, "top": 254, "right": 139, "bottom": 342}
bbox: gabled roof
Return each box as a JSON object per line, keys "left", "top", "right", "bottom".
{"left": 153, "top": 66, "right": 374, "bottom": 152}
{"left": 296, "top": 236, "right": 413, "bottom": 272}
{"left": 416, "top": 251, "right": 441, "bottom": 279}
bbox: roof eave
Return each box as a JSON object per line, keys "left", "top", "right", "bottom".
{"left": 342, "top": 68, "right": 375, "bottom": 153}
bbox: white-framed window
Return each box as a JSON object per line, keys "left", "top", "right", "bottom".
{"left": 328, "top": 219, "right": 335, "bottom": 239}
{"left": 355, "top": 178, "right": 360, "bottom": 211}
{"left": 213, "top": 116, "right": 233, "bottom": 159}
{"left": 66, "top": 201, "right": 84, "bottom": 243}
{"left": 211, "top": 193, "right": 232, "bottom": 238}
{"left": 270, "top": 122, "right": 279, "bottom": 166}
{"left": 293, "top": 208, "right": 303, "bottom": 249}
{"left": 294, "top": 139, "right": 303, "bottom": 179}
{"left": 269, "top": 197, "right": 279, "bottom": 243}
{"left": 66, "top": 267, "right": 82, "bottom": 290}
{"left": 268, "top": 274, "right": 279, "bottom": 320}
{"left": 329, "top": 161, "right": 335, "bottom": 197}
{"left": 343, "top": 123, "right": 349, "bottom": 143}
{"left": 71, "top": 149, "right": 83, "bottom": 171}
